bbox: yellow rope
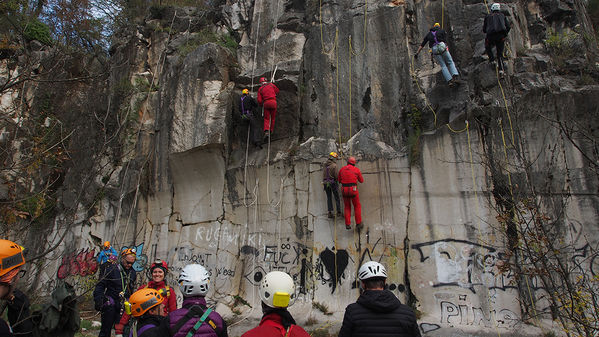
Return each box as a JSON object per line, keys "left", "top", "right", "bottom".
{"left": 319, "top": 0, "right": 336, "bottom": 55}
{"left": 335, "top": 28, "right": 342, "bottom": 150}
{"left": 441, "top": 0, "right": 445, "bottom": 28}
{"left": 349, "top": 0, "right": 368, "bottom": 56}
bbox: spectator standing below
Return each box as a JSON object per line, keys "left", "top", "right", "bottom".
{"left": 164, "top": 264, "right": 228, "bottom": 337}
{"left": 241, "top": 271, "right": 310, "bottom": 337}
{"left": 123, "top": 288, "right": 166, "bottom": 337}
{"left": 257, "top": 77, "right": 279, "bottom": 140}
{"left": 93, "top": 248, "right": 137, "bottom": 337}
{"left": 415, "top": 22, "right": 460, "bottom": 87}
{"left": 239, "top": 88, "right": 262, "bottom": 148}
{"left": 484, "top": 3, "right": 511, "bottom": 76}
{"left": 338, "top": 261, "right": 422, "bottom": 337}
{"left": 338, "top": 156, "right": 364, "bottom": 230}
{"left": 0, "top": 239, "right": 33, "bottom": 337}
{"left": 323, "top": 152, "right": 342, "bottom": 219}
{"left": 115, "top": 259, "right": 177, "bottom": 336}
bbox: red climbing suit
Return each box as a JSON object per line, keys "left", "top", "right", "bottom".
{"left": 257, "top": 82, "right": 279, "bottom": 132}
{"left": 241, "top": 313, "right": 311, "bottom": 337}
{"left": 338, "top": 163, "right": 364, "bottom": 226}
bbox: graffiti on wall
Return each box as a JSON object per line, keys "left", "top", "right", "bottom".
{"left": 316, "top": 247, "right": 349, "bottom": 293}
{"left": 57, "top": 248, "right": 99, "bottom": 279}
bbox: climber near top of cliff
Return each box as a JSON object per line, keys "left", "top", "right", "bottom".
{"left": 239, "top": 88, "right": 262, "bottom": 148}
{"left": 323, "top": 152, "right": 342, "bottom": 219}
{"left": 241, "top": 271, "right": 311, "bottom": 337}
{"left": 483, "top": 3, "right": 511, "bottom": 76}
{"left": 257, "top": 77, "right": 280, "bottom": 140}
{"left": 338, "top": 157, "right": 364, "bottom": 230}
{"left": 338, "top": 261, "right": 422, "bottom": 337}
{"left": 97, "top": 240, "right": 118, "bottom": 275}
{"left": 415, "top": 22, "right": 460, "bottom": 87}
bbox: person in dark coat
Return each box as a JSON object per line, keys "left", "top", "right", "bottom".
{"left": 239, "top": 88, "right": 262, "bottom": 148}
{"left": 241, "top": 271, "right": 310, "bottom": 337}
{"left": 338, "top": 261, "right": 421, "bottom": 337}
{"left": 415, "top": 22, "right": 460, "bottom": 86}
{"left": 163, "top": 264, "right": 227, "bottom": 337}
{"left": 483, "top": 3, "right": 511, "bottom": 74}
{"left": 323, "top": 152, "right": 342, "bottom": 219}
{"left": 93, "top": 248, "right": 137, "bottom": 337}
{"left": 124, "top": 288, "right": 166, "bottom": 337}
{"left": 0, "top": 239, "right": 33, "bottom": 337}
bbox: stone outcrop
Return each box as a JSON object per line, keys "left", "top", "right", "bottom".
{"left": 2, "top": 0, "right": 599, "bottom": 336}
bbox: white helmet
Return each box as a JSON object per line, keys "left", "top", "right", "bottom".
{"left": 179, "top": 264, "right": 210, "bottom": 297}
{"left": 260, "top": 271, "right": 296, "bottom": 308}
{"left": 358, "top": 261, "right": 387, "bottom": 280}
{"left": 491, "top": 3, "right": 500, "bottom": 11}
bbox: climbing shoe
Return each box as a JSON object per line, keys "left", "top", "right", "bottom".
{"left": 356, "top": 223, "right": 364, "bottom": 231}
{"left": 337, "top": 211, "right": 342, "bottom": 217}
{"left": 328, "top": 212, "right": 334, "bottom": 219}
{"left": 345, "top": 224, "right": 351, "bottom": 230}
{"left": 448, "top": 80, "right": 455, "bottom": 88}
{"left": 499, "top": 69, "right": 505, "bottom": 77}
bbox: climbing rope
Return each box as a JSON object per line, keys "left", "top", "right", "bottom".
{"left": 319, "top": 0, "right": 336, "bottom": 55}
{"left": 242, "top": 0, "right": 263, "bottom": 209}
{"left": 348, "top": 0, "right": 368, "bottom": 56}
{"left": 265, "top": 0, "right": 283, "bottom": 206}
{"left": 115, "top": 10, "right": 178, "bottom": 247}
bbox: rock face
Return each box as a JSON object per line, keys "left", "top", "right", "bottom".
{"left": 3, "top": 0, "right": 599, "bottom": 336}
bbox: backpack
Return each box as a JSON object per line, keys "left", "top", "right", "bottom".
{"left": 31, "top": 281, "right": 80, "bottom": 337}
{"left": 170, "top": 305, "right": 221, "bottom": 337}
{"left": 431, "top": 30, "right": 447, "bottom": 55}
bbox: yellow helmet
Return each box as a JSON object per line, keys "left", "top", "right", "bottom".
{"left": 121, "top": 247, "right": 137, "bottom": 257}
{"left": 125, "top": 288, "right": 164, "bottom": 317}
{"left": 329, "top": 152, "right": 338, "bottom": 159}
{"left": 0, "top": 240, "right": 25, "bottom": 279}
{"left": 433, "top": 22, "right": 441, "bottom": 28}
{"left": 242, "top": 89, "right": 249, "bottom": 95}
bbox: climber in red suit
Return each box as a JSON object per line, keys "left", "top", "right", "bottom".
{"left": 338, "top": 156, "right": 364, "bottom": 230}
{"left": 257, "top": 77, "right": 279, "bottom": 139}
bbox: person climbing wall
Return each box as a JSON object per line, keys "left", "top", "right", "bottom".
{"left": 483, "top": 3, "right": 511, "bottom": 76}
{"left": 257, "top": 77, "right": 279, "bottom": 140}
{"left": 239, "top": 88, "right": 262, "bottom": 148}
{"left": 322, "top": 152, "right": 342, "bottom": 219}
{"left": 415, "top": 22, "right": 460, "bottom": 87}
{"left": 338, "top": 157, "right": 364, "bottom": 230}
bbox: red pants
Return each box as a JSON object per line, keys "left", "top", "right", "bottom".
{"left": 263, "top": 100, "right": 277, "bottom": 132}
{"left": 343, "top": 194, "right": 362, "bottom": 226}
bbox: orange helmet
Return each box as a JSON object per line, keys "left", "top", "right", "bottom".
{"left": 103, "top": 241, "right": 111, "bottom": 249}
{"left": 121, "top": 247, "right": 137, "bottom": 257}
{"left": 347, "top": 156, "right": 357, "bottom": 165}
{"left": 242, "top": 88, "right": 249, "bottom": 95}
{"left": 125, "top": 288, "right": 164, "bottom": 317}
{"left": 329, "top": 152, "right": 338, "bottom": 159}
{"left": 0, "top": 240, "right": 25, "bottom": 278}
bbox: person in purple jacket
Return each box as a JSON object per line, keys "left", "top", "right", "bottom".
{"left": 162, "top": 264, "right": 228, "bottom": 337}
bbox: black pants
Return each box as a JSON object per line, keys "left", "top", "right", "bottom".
{"left": 98, "top": 302, "right": 120, "bottom": 337}
{"left": 242, "top": 114, "right": 262, "bottom": 147}
{"left": 324, "top": 183, "right": 341, "bottom": 213}
{"left": 485, "top": 33, "right": 506, "bottom": 71}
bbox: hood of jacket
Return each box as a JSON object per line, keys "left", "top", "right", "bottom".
{"left": 356, "top": 289, "right": 402, "bottom": 312}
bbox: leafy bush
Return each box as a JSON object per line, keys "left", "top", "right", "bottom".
{"left": 23, "top": 19, "right": 52, "bottom": 45}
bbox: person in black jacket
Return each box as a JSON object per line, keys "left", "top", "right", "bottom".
{"left": 93, "top": 248, "right": 137, "bottom": 337}
{"left": 239, "top": 88, "right": 262, "bottom": 148}
{"left": 415, "top": 22, "right": 460, "bottom": 87}
{"left": 338, "top": 261, "right": 421, "bottom": 337}
{"left": 484, "top": 3, "right": 511, "bottom": 74}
